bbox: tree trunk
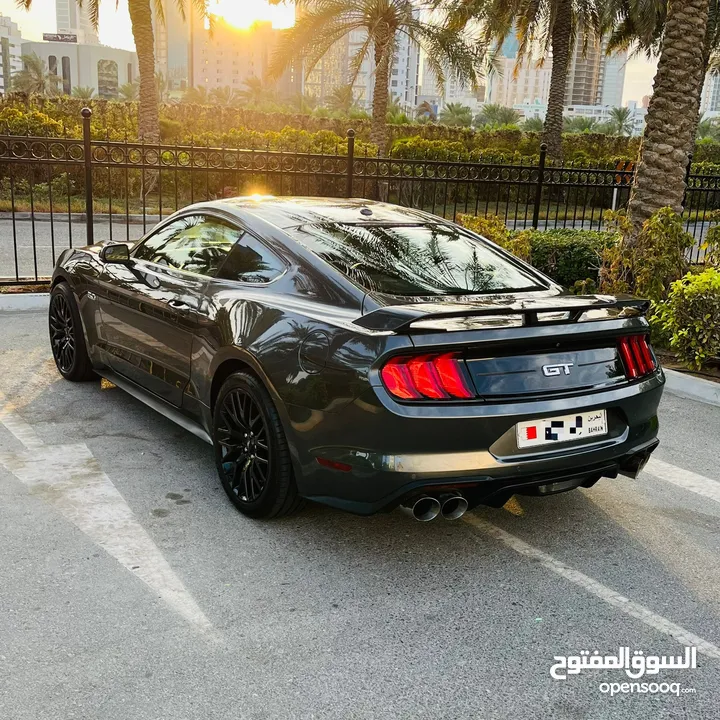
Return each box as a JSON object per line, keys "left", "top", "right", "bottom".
{"left": 370, "top": 26, "right": 392, "bottom": 151}
{"left": 542, "top": 0, "right": 572, "bottom": 161}
{"left": 628, "top": 0, "right": 711, "bottom": 239}
{"left": 129, "top": 0, "right": 160, "bottom": 142}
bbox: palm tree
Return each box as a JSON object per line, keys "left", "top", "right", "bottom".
{"left": 12, "top": 53, "right": 60, "bottom": 96}
{"left": 563, "top": 116, "right": 599, "bottom": 133}
{"left": 447, "top": 0, "right": 601, "bottom": 159}
{"left": 624, "top": 0, "right": 712, "bottom": 236}
{"left": 697, "top": 115, "right": 720, "bottom": 139}
{"left": 72, "top": 86, "right": 96, "bottom": 100}
{"left": 416, "top": 100, "right": 437, "bottom": 121}
{"left": 269, "top": 0, "right": 483, "bottom": 148}
{"left": 522, "top": 116, "right": 544, "bottom": 132}
{"left": 439, "top": 102, "right": 473, "bottom": 127}
{"left": 156, "top": 72, "right": 169, "bottom": 103}
{"left": 182, "top": 85, "right": 208, "bottom": 104}
{"left": 17, "top": 0, "right": 207, "bottom": 141}
{"left": 607, "top": 106, "right": 633, "bottom": 136}
{"left": 285, "top": 92, "right": 318, "bottom": 113}
{"left": 326, "top": 85, "right": 356, "bottom": 113}
{"left": 237, "top": 76, "right": 273, "bottom": 106}
{"left": 209, "top": 86, "right": 235, "bottom": 106}
{"left": 474, "top": 103, "right": 521, "bottom": 127}
{"left": 119, "top": 81, "right": 139, "bottom": 102}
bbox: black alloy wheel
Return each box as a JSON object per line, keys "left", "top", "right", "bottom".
{"left": 217, "top": 388, "right": 270, "bottom": 503}
{"left": 48, "top": 283, "right": 95, "bottom": 381}
{"left": 213, "top": 372, "right": 302, "bottom": 519}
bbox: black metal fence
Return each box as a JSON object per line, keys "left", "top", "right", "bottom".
{"left": 0, "top": 109, "right": 714, "bottom": 283}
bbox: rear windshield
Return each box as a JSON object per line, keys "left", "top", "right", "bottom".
{"left": 288, "top": 223, "right": 545, "bottom": 296}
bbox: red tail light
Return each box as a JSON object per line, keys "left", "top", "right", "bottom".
{"left": 381, "top": 352, "right": 474, "bottom": 401}
{"left": 618, "top": 335, "right": 657, "bottom": 380}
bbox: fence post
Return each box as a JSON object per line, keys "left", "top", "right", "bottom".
{"left": 81, "top": 107, "right": 94, "bottom": 245}
{"left": 532, "top": 143, "right": 547, "bottom": 229}
{"left": 682, "top": 152, "right": 693, "bottom": 210}
{"left": 346, "top": 129, "right": 355, "bottom": 198}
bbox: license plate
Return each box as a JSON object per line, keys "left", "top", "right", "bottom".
{"left": 516, "top": 410, "right": 608, "bottom": 449}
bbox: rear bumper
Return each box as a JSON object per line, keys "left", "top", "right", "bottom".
{"left": 286, "top": 372, "right": 664, "bottom": 515}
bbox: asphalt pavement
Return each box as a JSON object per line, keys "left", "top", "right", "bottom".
{"left": 0, "top": 308, "right": 719, "bottom": 719}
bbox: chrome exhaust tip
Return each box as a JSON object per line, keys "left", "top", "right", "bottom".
{"left": 440, "top": 493, "right": 468, "bottom": 520}
{"left": 400, "top": 495, "right": 441, "bottom": 522}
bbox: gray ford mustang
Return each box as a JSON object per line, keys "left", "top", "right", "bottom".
{"left": 49, "top": 197, "right": 664, "bottom": 521}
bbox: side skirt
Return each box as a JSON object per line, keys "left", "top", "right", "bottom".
{"left": 100, "top": 369, "right": 213, "bottom": 446}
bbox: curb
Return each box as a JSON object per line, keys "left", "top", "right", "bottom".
{"left": 0, "top": 292, "right": 50, "bottom": 311}
{"left": 664, "top": 368, "right": 720, "bottom": 408}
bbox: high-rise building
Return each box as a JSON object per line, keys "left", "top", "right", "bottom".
{"left": 55, "top": 0, "right": 98, "bottom": 45}
{"left": 700, "top": 72, "right": 720, "bottom": 115}
{"left": 191, "top": 18, "right": 299, "bottom": 97}
{"left": 153, "top": 0, "right": 193, "bottom": 94}
{"left": 564, "top": 35, "right": 627, "bottom": 107}
{"left": 0, "top": 14, "right": 24, "bottom": 94}
{"left": 484, "top": 32, "right": 626, "bottom": 116}
{"left": 299, "top": 32, "right": 421, "bottom": 111}
{"left": 303, "top": 38, "right": 348, "bottom": 101}
{"left": 298, "top": 4, "right": 421, "bottom": 111}
{"left": 487, "top": 54, "right": 551, "bottom": 108}
{"left": 599, "top": 48, "right": 627, "bottom": 107}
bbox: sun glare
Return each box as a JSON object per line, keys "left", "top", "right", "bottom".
{"left": 210, "top": 0, "right": 295, "bottom": 30}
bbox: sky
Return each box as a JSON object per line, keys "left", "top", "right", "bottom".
{"left": 0, "top": 0, "right": 658, "bottom": 104}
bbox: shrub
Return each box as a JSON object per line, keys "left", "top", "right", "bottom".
{"left": 520, "top": 229, "right": 616, "bottom": 289}
{"left": 458, "top": 213, "right": 531, "bottom": 261}
{"left": 458, "top": 214, "right": 615, "bottom": 289}
{"left": 600, "top": 208, "right": 694, "bottom": 303}
{"left": 661, "top": 268, "right": 720, "bottom": 369}
{"left": 0, "top": 107, "right": 64, "bottom": 136}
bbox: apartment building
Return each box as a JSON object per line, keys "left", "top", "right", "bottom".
{"left": 0, "top": 14, "right": 24, "bottom": 94}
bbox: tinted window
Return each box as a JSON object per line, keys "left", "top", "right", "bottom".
{"left": 134, "top": 215, "right": 242, "bottom": 277}
{"left": 288, "top": 223, "right": 544, "bottom": 296}
{"left": 217, "top": 235, "right": 285, "bottom": 284}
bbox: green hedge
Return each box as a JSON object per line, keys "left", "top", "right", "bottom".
{"left": 660, "top": 268, "right": 720, "bottom": 369}
{"left": 0, "top": 95, "right": 696, "bottom": 161}
{"left": 458, "top": 214, "right": 616, "bottom": 290}
{"left": 520, "top": 229, "right": 616, "bottom": 290}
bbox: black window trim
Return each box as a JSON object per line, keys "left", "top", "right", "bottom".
{"left": 130, "top": 209, "right": 288, "bottom": 285}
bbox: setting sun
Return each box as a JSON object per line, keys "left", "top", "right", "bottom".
{"left": 210, "top": 0, "right": 296, "bottom": 30}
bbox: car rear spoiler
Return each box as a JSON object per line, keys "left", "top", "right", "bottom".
{"left": 353, "top": 297, "right": 651, "bottom": 333}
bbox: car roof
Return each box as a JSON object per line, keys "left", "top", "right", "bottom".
{"left": 205, "top": 196, "right": 442, "bottom": 229}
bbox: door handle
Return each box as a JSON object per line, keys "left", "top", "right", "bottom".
{"left": 168, "top": 299, "right": 192, "bottom": 311}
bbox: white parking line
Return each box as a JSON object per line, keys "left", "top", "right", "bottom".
{"left": 644, "top": 458, "right": 720, "bottom": 505}
{"left": 463, "top": 514, "right": 720, "bottom": 661}
{"left": 0, "top": 399, "right": 216, "bottom": 638}
{"left": 0, "top": 390, "right": 44, "bottom": 449}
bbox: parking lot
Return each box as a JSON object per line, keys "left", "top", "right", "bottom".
{"left": 1, "top": 305, "right": 718, "bottom": 719}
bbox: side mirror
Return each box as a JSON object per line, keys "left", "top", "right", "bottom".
{"left": 100, "top": 243, "right": 131, "bottom": 264}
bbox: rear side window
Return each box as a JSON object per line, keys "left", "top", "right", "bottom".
{"left": 217, "top": 235, "right": 285, "bottom": 284}
{"left": 288, "top": 223, "right": 545, "bottom": 296}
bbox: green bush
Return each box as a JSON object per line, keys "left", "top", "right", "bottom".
{"left": 661, "top": 268, "right": 720, "bottom": 369}
{"left": 521, "top": 229, "right": 616, "bottom": 290}
{"left": 458, "top": 214, "right": 616, "bottom": 290}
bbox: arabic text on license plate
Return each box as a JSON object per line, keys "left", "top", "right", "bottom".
{"left": 516, "top": 410, "right": 608, "bottom": 449}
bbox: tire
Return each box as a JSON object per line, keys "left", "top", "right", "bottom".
{"left": 48, "top": 282, "right": 95, "bottom": 382}
{"left": 213, "top": 371, "right": 303, "bottom": 519}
